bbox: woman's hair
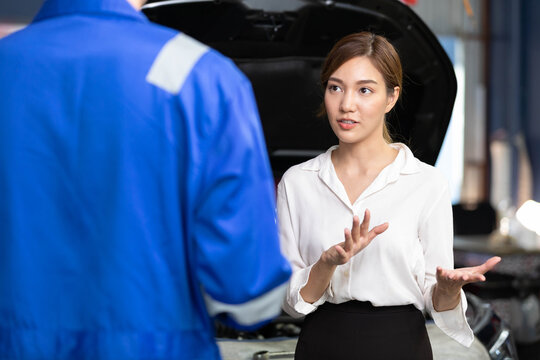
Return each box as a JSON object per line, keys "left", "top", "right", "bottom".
{"left": 319, "top": 32, "right": 403, "bottom": 143}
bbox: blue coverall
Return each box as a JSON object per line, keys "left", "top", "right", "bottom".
{"left": 0, "top": 0, "right": 291, "bottom": 358}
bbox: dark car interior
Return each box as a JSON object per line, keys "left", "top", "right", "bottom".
{"left": 143, "top": 0, "right": 456, "bottom": 178}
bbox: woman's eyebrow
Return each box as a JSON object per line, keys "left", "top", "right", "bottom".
{"left": 328, "top": 77, "right": 344, "bottom": 84}
{"left": 356, "top": 79, "right": 378, "bottom": 85}
{"left": 328, "top": 77, "right": 378, "bottom": 85}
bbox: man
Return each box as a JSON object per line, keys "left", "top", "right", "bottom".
{"left": 0, "top": 0, "right": 291, "bottom": 358}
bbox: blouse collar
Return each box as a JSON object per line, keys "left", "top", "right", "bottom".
{"left": 302, "top": 143, "right": 421, "bottom": 207}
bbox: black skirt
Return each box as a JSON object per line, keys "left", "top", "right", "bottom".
{"left": 295, "top": 301, "right": 433, "bottom": 360}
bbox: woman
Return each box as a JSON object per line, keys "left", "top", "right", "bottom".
{"left": 277, "top": 32, "right": 500, "bottom": 359}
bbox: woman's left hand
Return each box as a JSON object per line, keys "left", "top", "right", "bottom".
{"left": 433, "top": 256, "right": 501, "bottom": 311}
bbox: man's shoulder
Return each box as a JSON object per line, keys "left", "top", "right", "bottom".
{"left": 144, "top": 28, "right": 245, "bottom": 95}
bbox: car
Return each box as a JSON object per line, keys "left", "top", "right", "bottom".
{"left": 142, "top": 1, "right": 518, "bottom": 358}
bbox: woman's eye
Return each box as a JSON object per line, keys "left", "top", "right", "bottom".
{"left": 359, "top": 87, "right": 373, "bottom": 94}
{"left": 328, "top": 85, "right": 342, "bottom": 92}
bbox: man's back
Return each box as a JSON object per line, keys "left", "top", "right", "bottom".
{"left": 0, "top": 1, "right": 291, "bottom": 359}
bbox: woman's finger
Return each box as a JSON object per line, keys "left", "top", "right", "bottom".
{"left": 471, "top": 256, "right": 501, "bottom": 274}
{"left": 436, "top": 267, "right": 445, "bottom": 281}
{"left": 343, "top": 227, "right": 353, "bottom": 252}
{"left": 368, "top": 223, "right": 389, "bottom": 241}
{"left": 351, "top": 215, "right": 361, "bottom": 242}
{"left": 479, "top": 256, "right": 501, "bottom": 273}
{"left": 464, "top": 273, "right": 485, "bottom": 283}
{"left": 360, "top": 209, "right": 370, "bottom": 235}
{"left": 335, "top": 245, "right": 348, "bottom": 260}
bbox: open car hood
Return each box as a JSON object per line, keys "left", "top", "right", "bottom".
{"left": 143, "top": 0, "right": 456, "bottom": 173}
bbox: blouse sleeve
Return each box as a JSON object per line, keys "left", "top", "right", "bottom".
{"left": 419, "top": 182, "right": 475, "bottom": 347}
{"left": 276, "top": 178, "right": 331, "bottom": 318}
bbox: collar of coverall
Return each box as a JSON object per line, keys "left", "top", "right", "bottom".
{"left": 33, "top": 0, "right": 148, "bottom": 24}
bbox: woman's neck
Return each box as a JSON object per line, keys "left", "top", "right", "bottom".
{"left": 332, "top": 138, "right": 397, "bottom": 176}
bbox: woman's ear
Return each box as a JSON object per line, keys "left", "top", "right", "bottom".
{"left": 385, "top": 86, "right": 400, "bottom": 113}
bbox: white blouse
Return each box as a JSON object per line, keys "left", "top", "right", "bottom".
{"left": 277, "top": 143, "right": 474, "bottom": 347}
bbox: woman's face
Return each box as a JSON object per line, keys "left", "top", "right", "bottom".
{"left": 324, "top": 56, "right": 399, "bottom": 145}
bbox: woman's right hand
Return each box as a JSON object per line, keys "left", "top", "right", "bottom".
{"left": 300, "top": 209, "right": 388, "bottom": 303}
{"left": 321, "top": 209, "right": 388, "bottom": 266}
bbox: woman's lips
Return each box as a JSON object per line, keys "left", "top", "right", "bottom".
{"left": 337, "top": 119, "right": 358, "bottom": 130}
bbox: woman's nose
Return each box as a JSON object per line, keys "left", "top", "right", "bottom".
{"left": 339, "top": 92, "right": 356, "bottom": 112}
